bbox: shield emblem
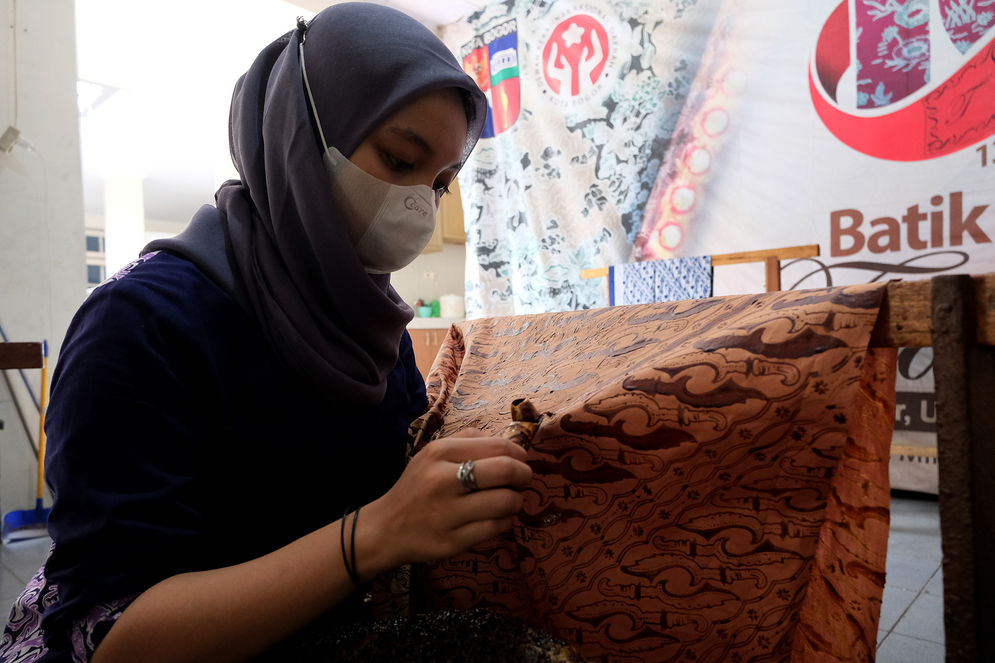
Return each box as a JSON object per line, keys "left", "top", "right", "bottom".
{"left": 462, "top": 19, "right": 520, "bottom": 138}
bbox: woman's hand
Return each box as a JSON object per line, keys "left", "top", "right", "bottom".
{"left": 358, "top": 430, "right": 533, "bottom": 577}
{"left": 94, "top": 431, "right": 530, "bottom": 663}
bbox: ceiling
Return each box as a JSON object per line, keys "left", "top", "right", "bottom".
{"left": 293, "top": 0, "right": 488, "bottom": 28}
{"left": 76, "top": 0, "right": 489, "bottom": 229}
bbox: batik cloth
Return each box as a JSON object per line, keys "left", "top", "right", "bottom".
{"left": 608, "top": 255, "right": 713, "bottom": 305}
{"left": 855, "top": 0, "right": 930, "bottom": 108}
{"left": 407, "top": 283, "right": 895, "bottom": 663}
{"left": 939, "top": 0, "right": 994, "bottom": 53}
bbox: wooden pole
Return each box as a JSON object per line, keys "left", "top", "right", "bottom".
{"left": 931, "top": 275, "right": 995, "bottom": 663}
{"left": 763, "top": 256, "right": 780, "bottom": 292}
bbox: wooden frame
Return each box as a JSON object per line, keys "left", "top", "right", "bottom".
{"left": 0, "top": 343, "right": 43, "bottom": 370}
{"left": 874, "top": 274, "right": 994, "bottom": 663}
{"left": 581, "top": 244, "right": 820, "bottom": 293}
{"left": 575, "top": 271, "right": 994, "bottom": 658}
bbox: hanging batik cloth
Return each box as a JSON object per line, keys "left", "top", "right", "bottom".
{"left": 608, "top": 255, "right": 713, "bottom": 306}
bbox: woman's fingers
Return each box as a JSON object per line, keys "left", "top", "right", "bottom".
{"left": 448, "top": 428, "right": 490, "bottom": 438}
{"left": 452, "top": 455, "right": 532, "bottom": 492}
{"left": 372, "top": 429, "right": 535, "bottom": 564}
{"left": 427, "top": 434, "right": 528, "bottom": 463}
{"left": 449, "top": 487, "right": 524, "bottom": 526}
{"left": 451, "top": 517, "right": 517, "bottom": 549}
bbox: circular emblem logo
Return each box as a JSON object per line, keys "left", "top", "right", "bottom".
{"left": 541, "top": 14, "right": 611, "bottom": 99}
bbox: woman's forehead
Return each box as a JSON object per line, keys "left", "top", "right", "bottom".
{"left": 371, "top": 89, "right": 468, "bottom": 163}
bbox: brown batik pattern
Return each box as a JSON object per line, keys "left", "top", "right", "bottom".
{"left": 410, "top": 284, "right": 896, "bottom": 663}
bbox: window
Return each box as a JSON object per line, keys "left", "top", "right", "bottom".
{"left": 86, "top": 264, "right": 104, "bottom": 285}
{"left": 85, "top": 235, "right": 102, "bottom": 252}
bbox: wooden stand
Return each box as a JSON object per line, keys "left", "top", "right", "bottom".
{"left": 0, "top": 342, "right": 44, "bottom": 454}
{"left": 581, "top": 244, "right": 820, "bottom": 292}
{"left": 0, "top": 343, "right": 43, "bottom": 370}
{"left": 873, "top": 274, "right": 995, "bottom": 663}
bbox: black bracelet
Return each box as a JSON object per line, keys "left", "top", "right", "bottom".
{"left": 351, "top": 504, "right": 361, "bottom": 584}
{"left": 341, "top": 506, "right": 360, "bottom": 587}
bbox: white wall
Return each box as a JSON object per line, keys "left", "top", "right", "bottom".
{"left": 392, "top": 243, "right": 467, "bottom": 312}
{"left": 0, "top": 0, "right": 85, "bottom": 514}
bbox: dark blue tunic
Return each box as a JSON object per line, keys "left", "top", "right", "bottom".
{"left": 21, "top": 251, "right": 425, "bottom": 660}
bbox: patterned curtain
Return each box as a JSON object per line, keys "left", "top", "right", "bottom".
{"left": 441, "top": 0, "right": 723, "bottom": 318}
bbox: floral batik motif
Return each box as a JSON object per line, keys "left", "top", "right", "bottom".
{"left": 939, "top": 0, "right": 995, "bottom": 53}
{"left": 856, "top": 0, "right": 931, "bottom": 108}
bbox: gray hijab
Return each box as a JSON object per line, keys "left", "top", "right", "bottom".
{"left": 145, "top": 3, "right": 487, "bottom": 405}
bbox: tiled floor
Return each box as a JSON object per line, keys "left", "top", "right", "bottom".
{"left": 877, "top": 491, "right": 945, "bottom": 662}
{"left": 0, "top": 493, "right": 944, "bottom": 659}
{"left": 0, "top": 534, "right": 50, "bottom": 612}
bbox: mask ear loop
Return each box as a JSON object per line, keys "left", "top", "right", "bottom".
{"left": 298, "top": 24, "right": 330, "bottom": 152}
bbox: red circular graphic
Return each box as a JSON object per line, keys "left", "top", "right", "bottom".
{"left": 669, "top": 185, "right": 696, "bottom": 215}
{"left": 700, "top": 108, "right": 730, "bottom": 137}
{"left": 810, "top": 0, "right": 995, "bottom": 161}
{"left": 655, "top": 222, "right": 685, "bottom": 252}
{"left": 541, "top": 14, "right": 610, "bottom": 97}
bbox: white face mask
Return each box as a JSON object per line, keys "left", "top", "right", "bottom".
{"left": 323, "top": 146, "right": 438, "bottom": 274}
{"left": 300, "top": 42, "right": 439, "bottom": 274}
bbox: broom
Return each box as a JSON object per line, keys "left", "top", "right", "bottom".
{"left": 2, "top": 340, "right": 51, "bottom": 544}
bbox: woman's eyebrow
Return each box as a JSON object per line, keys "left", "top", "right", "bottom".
{"left": 386, "top": 126, "right": 462, "bottom": 171}
{"left": 387, "top": 126, "right": 434, "bottom": 155}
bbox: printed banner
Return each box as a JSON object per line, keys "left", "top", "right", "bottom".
{"left": 443, "top": 0, "right": 722, "bottom": 317}
{"left": 444, "top": 0, "right": 995, "bottom": 492}
{"left": 461, "top": 19, "right": 521, "bottom": 138}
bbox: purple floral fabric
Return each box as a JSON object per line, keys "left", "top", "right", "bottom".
{"left": 68, "top": 598, "right": 133, "bottom": 663}
{"left": 856, "top": 0, "right": 931, "bottom": 108}
{"left": 0, "top": 562, "right": 134, "bottom": 663}
{"left": 855, "top": 0, "right": 994, "bottom": 107}
{"left": 0, "top": 565, "right": 56, "bottom": 662}
{"left": 939, "top": 0, "right": 995, "bottom": 52}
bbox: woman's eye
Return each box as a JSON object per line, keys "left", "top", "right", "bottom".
{"left": 382, "top": 153, "right": 413, "bottom": 172}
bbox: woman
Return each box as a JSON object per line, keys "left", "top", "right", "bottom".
{"left": 0, "top": 3, "right": 531, "bottom": 662}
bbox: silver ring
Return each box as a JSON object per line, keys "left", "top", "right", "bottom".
{"left": 457, "top": 459, "right": 479, "bottom": 492}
